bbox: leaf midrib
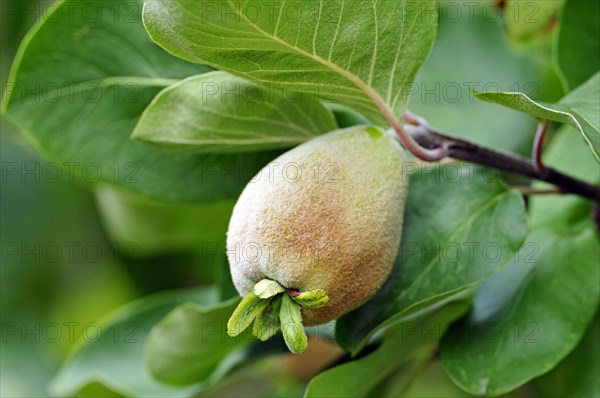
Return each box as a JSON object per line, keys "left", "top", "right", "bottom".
{"left": 227, "top": 0, "right": 396, "bottom": 126}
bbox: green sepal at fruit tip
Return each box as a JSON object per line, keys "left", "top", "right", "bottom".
{"left": 228, "top": 279, "right": 327, "bottom": 352}
{"left": 253, "top": 278, "right": 285, "bottom": 299}
{"left": 227, "top": 291, "right": 271, "bottom": 337}
{"left": 291, "top": 289, "right": 329, "bottom": 309}
{"left": 253, "top": 297, "right": 282, "bottom": 341}
{"left": 279, "top": 294, "right": 308, "bottom": 354}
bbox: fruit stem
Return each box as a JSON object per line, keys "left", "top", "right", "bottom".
{"left": 386, "top": 109, "right": 448, "bottom": 161}
{"left": 533, "top": 120, "right": 549, "bottom": 172}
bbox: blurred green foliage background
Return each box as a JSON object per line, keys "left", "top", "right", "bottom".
{"left": 1, "top": 2, "right": 324, "bottom": 396}
{"left": 2, "top": 1, "right": 135, "bottom": 394}
{"left": 1, "top": 0, "right": 597, "bottom": 397}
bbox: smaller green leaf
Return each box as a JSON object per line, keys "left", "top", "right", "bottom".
{"left": 227, "top": 292, "right": 270, "bottom": 337}
{"left": 280, "top": 294, "right": 308, "bottom": 354}
{"left": 146, "top": 297, "right": 249, "bottom": 386}
{"left": 253, "top": 279, "right": 285, "bottom": 299}
{"left": 475, "top": 92, "right": 575, "bottom": 125}
{"left": 132, "top": 72, "right": 337, "bottom": 153}
{"left": 441, "top": 224, "right": 600, "bottom": 396}
{"left": 475, "top": 73, "right": 600, "bottom": 160}
{"left": 292, "top": 290, "right": 330, "bottom": 309}
{"left": 253, "top": 298, "right": 282, "bottom": 342}
{"left": 49, "top": 288, "right": 220, "bottom": 397}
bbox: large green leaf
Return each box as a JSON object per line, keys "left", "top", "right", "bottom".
{"left": 305, "top": 301, "right": 469, "bottom": 398}
{"left": 534, "top": 311, "right": 600, "bottom": 398}
{"left": 441, "top": 224, "right": 600, "bottom": 396}
{"left": 145, "top": 297, "right": 250, "bottom": 385}
{"left": 142, "top": 0, "right": 437, "bottom": 124}
{"left": 132, "top": 72, "right": 337, "bottom": 152}
{"left": 49, "top": 288, "right": 229, "bottom": 397}
{"left": 475, "top": 73, "right": 600, "bottom": 160}
{"left": 2, "top": 0, "right": 277, "bottom": 202}
{"left": 336, "top": 165, "right": 528, "bottom": 354}
{"left": 555, "top": 0, "right": 600, "bottom": 90}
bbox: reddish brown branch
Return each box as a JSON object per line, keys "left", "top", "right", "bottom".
{"left": 400, "top": 112, "right": 600, "bottom": 203}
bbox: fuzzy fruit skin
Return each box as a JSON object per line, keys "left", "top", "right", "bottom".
{"left": 227, "top": 126, "right": 408, "bottom": 325}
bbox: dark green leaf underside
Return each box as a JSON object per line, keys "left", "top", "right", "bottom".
{"left": 441, "top": 225, "right": 600, "bottom": 396}
{"left": 336, "top": 165, "right": 527, "bottom": 354}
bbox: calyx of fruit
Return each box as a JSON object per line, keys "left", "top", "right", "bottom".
{"left": 226, "top": 126, "right": 408, "bottom": 353}
{"left": 227, "top": 278, "right": 328, "bottom": 353}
